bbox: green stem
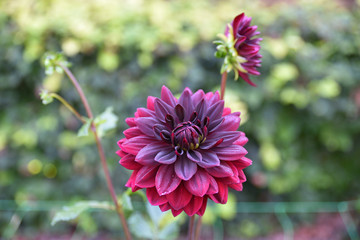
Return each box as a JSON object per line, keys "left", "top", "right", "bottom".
{"left": 58, "top": 63, "right": 132, "bottom": 240}
{"left": 50, "top": 93, "right": 86, "bottom": 123}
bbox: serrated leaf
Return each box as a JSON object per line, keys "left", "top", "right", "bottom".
{"left": 51, "top": 201, "right": 114, "bottom": 226}
{"left": 77, "top": 118, "right": 92, "bottom": 137}
{"left": 94, "top": 107, "right": 118, "bottom": 138}
{"left": 128, "top": 213, "right": 154, "bottom": 239}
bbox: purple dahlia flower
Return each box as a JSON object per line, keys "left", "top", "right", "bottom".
{"left": 117, "top": 86, "right": 252, "bottom": 216}
{"left": 225, "top": 13, "right": 262, "bottom": 86}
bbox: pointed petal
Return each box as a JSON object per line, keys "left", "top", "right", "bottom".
{"left": 155, "top": 149, "right": 177, "bottom": 164}
{"left": 156, "top": 164, "right": 181, "bottom": 196}
{"left": 119, "top": 154, "right": 142, "bottom": 170}
{"left": 184, "top": 169, "right": 210, "bottom": 197}
{"left": 135, "top": 143, "right": 169, "bottom": 166}
{"left": 186, "top": 150, "right": 202, "bottom": 163}
{"left": 166, "top": 184, "right": 192, "bottom": 210}
{"left": 125, "top": 170, "right": 141, "bottom": 192}
{"left": 135, "top": 165, "right": 158, "bottom": 188}
{"left": 205, "top": 161, "right": 234, "bottom": 178}
{"left": 207, "top": 100, "right": 224, "bottom": 121}
{"left": 136, "top": 108, "right": 155, "bottom": 117}
{"left": 146, "top": 187, "right": 168, "bottom": 206}
{"left": 184, "top": 196, "right": 204, "bottom": 216}
{"left": 154, "top": 98, "right": 175, "bottom": 122}
{"left": 196, "top": 197, "right": 208, "bottom": 216}
{"left": 191, "top": 89, "right": 205, "bottom": 105}
{"left": 197, "top": 150, "right": 220, "bottom": 168}
{"left": 215, "top": 145, "right": 248, "bottom": 161}
{"left": 208, "top": 131, "right": 241, "bottom": 147}
{"left": 178, "top": 89, "right": 194, "bottom": 121}
{"left": 219, "top": 113, "right": 241, "bottom": 131}
{"left": 206, "top": 175, "right": 219, "bottom": 194}
{"left": 209, "top": 181, "right": 228, "bottom": 204}
{"left": 174, "top": 155, "right": 197, "bottom": 180}
{"left": 147, "top": 96, "right": 156, "bottom": 110}
{"left": 123, "top": 127, "right": 143, "bottom": 139}
{"left": 121, "top": 136, "right": 154, "bottom": 155}
{"left": 125, "top": 117, "right": 136, "bottom": 127}
{"left": 161, "top": 85, "right": 177, "bottom": 107}
{"left": 232, "top": 157, "right": 252, "bottom": 170}
{"left": 159, "top": 203, "right": 171, "bottom": 212}
{"left": 136, "top": 117, "right": 158, "bottom": 137}
{"left": 171, "top": 208, "right": 183, "bottom": 217}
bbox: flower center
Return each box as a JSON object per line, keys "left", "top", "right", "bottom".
{"left": 171, "top": 121, "right": 204, "bottom": 153}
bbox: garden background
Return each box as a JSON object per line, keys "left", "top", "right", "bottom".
{"left": 0, "top": 0, "right": 359, "bottom": 239}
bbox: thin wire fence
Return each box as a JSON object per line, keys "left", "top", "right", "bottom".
{"left": 1, "top": 200, "right": 359, "bottom": 239}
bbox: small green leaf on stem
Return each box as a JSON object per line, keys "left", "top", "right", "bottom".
{"left": 77, "top": 118, "right": 92, "bottom": 137}
{"left": 39, "top": 89, "right": 54, "bottom": 105}
{"left": 43, "top": 52, "right": 71, "bottom": 75}
{"left": 51, "top": 201, "right": 114, "bottom": 226}
{"left": 94, "top": 107, "right": 118, "bottom": 138}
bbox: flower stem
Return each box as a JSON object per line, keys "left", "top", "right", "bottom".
{"left": 50, "top": 93, "right": 86, "bottom": 123}
{"left": 59, "top": 63, "right": 132, "bottom": 240}
{"left": 188, "top": 215, "right": 195, "bottom": 240}
{"left": 194, "top": 216, "right": 202, "bottom": 240}
{"left": 220, "top": 72, "right": 228, "bottom": 100}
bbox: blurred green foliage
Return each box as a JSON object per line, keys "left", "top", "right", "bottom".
{"left": 1, "top": 0, "right": 360, "bottom": 238}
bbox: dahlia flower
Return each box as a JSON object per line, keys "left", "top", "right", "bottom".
{"left": 218, "top": 13, "right": 262, "bottom": 86}
{"left": 117, "top": 86, "right": 252, "bottom": 216}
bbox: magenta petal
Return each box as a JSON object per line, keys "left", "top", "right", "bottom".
{"left": 219, "top": 113, "right": 241, "bottom": 131}
{"left": 121, "top": 136, "right": 154, "bottom": 155}
{"left": 135, "top": 165, "right": 158, "bottom": 188}
{"left": 161, "top": 85, "right": 177, "bottom": 107}
{"left": 208, "top": 131, "right": 241, "bottom": 147}
{"left": 125, "top": 117, "right": 136, "bottom": 127}
{"left": 229, "top": 182, "right": 243, "bottom": 191}
{"left": 119, "top": 154, "right": 141, "bottom": 170}
{"left": 156, "top": 164, "right": 181, "bottom": 196}
{"left": 159, "top": 203, "right": 171, "bottom": 212}
{"left": 186, "top": 150, "right": 202, "bottom": 163}
{"left": 174, "top": 155, "right": 197, "bottom": 180}
{"left": 136, "top": 117, "right": 158, "bottom": 137}
{"left": 178, "top": 89, "right": 194, "bottom": 121}
{"left": 197, "top": 150, "right": 220, "bottom": 168}
{"left": 206, "top": 175, "right": 219, "bottom": 194}
{"left": 135, "top": 143, "right": 168, "bottom": 166}
{"left": 184, "top": 196, "right": 204, "bottom": 216}
{"left": 215, "top": 145, "right": 248, "bottom": 161}
{"left": 209, "top": 181, "right": 228, "bottom": 204}
{"left": 154, "top": 98, "right": 174, "bottom": 122}
{"left": 184, "top": 169, "right": 210, "bottom": 197}
{"left": 155, "top": 149, "right": 177, "bottom": 164}
{"left": 125, "top": 171, "right": 141, "bottom": 192}
{"left": 197, "top": 197, "right": 208, "bottom": 216}
{"left": 232, "top": 157, "right": 252, "bottom": 170}
{"left": 191, "top": 89, "right": 205, "bottom": 105}
{"left": 207, "top": 100, "right": 224, "bottom": 121}
{"left": 147, "top": 96, "right": 156, "bottom": 110}
{"left": 166, "top": 184, "right": 192, "bottom": 210}
{"left": 136, "top": 108, "right": 155, "bottom": 117}
{"left": 123, "top": 127, "right": 143, "bottom": 139}
{"left": 146, "top": 188, "right": 168, "bottom": 206}
{"left": 171, "top": 208, "right": 183, "bottom": 217}
{"left": 205, "top": 161, "right": 234, "bottom": 178}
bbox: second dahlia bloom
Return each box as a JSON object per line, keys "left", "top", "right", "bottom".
{"left": 117, "top": 86, "right": 252, "bottom": 216}
{"left": 225, "top": 13, "right": 262, "bottom": 86}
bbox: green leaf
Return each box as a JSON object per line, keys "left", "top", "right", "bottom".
{"left": 39, "top": 89, "right": 54, "bottom": 105}
{"left": 51, "top": 201, "right": 114, "bottom": 226}
{"left": 128, "top": 213, "right": 154, "bottom": 239}
{"left": 158, "top": 222, "right": 179, "bottom": 240}
{"left": 121, "top": 193, "right": 133, "bottom": 212}
{"left": 94, "top": 107, "right": 118, "bottom": 138}
{"left": 77, "top": 118, "right": 92, "bottom": 137}
{"left": 146, "top": 202, "right": 163, "bottom": 227}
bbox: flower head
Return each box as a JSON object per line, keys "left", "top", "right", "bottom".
{"left": 215, "top": 13, "right": 262, "bottom": 86}
{"left": 117, "top": 86, "right": 252, "bottom": 216}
